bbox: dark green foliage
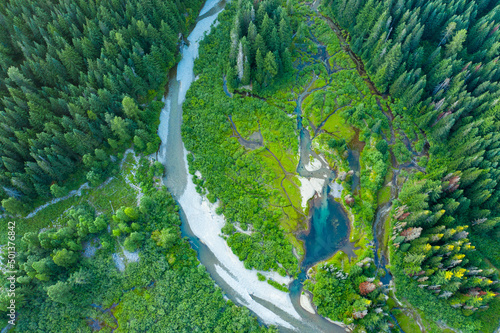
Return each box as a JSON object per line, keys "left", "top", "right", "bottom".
{"left": 321, "top": 1, "right": 500, "bottom": 330}
{"left": 123, "top": 232, "right": 144, "bottom": 252}
{"left": 375, "top": 139, "right": 388, "bottom": 155}
{"left": 0, "top": 0, "right": 204, "bottom": 206}
{"left": 267, "top": 279, "right": 289, "bottom": 292}
{"left": 1, "top": 160, "right": 274, "bottom": 332}
{"left": 1, "top": 197, "right": 27, "bottom": 215}
{"left": 305, "top": 264, "right": 390, "bottom": 330}
{"left": 227, "top": 0, "right": 294, "bottom": 89}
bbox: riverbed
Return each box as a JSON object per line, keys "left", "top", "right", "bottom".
{"left": 157, "top": 0, "right": 346, "bottom": 331}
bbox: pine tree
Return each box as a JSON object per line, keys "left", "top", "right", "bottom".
{"left": 279, "top": 18, "right": 292, "bottom": 53}
{"left": 264, "top": 51, "right": 278, "bottom": 82}
{"left": 445, "top": 29, "right": 467, "bottom": 58}
{"left": 255, "top": 48, "right": 265, "bottom": 84}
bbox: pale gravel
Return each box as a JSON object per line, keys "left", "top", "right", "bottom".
{"left": 304, "top": 158, "right": 322, "bottom": 172}
{"left": 298, "top": 176, "right": 325, "bottom": 209}
{"left": 179, "top": 156, "right": 301, "bottom": 328}
{"left": 300, "top": 293, "right": 316, "bottom": 314}
{"left": 329, "top": 181, "right": 343, "bottom": 198}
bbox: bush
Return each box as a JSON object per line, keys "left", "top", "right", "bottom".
{"left": 400, "top": 243, "right": 411, "bottom": 252}
{"left": 375, "top": 139, "right": 388, "bottom": 155}
{"left": 394, "top": 236, "right": 406, "bottom": 244}
{"left": 1, "top": 197, "right": 27, "bottom": 216}
{"left": 124, "top": 232, "right": 145, "bottom": 251}
{"left": 50, "top": 184, "right": 69, "bottom": 198}
{"left": 267, "top": 279, "right": 289, "bottom": 292}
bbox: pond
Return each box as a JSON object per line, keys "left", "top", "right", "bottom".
{"left": 299, "top": 185, "right": 353, "bottom": 268}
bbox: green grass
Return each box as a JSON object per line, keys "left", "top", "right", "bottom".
{"left": 377, "top": 186, "right": 391, "bottom": 205}
{"left": 286, "top": 233, "right": 304, "bottom": 257}
{"left": 326, "top": 250, "right": 351, "bottom": 270}
{"left": 1, "top": 195, "right": 81, "bottom": 243}
{"left": 386, "top": 297, "right": 397, "bottom": 310}
{"left": 473, "top": 297, "right": 500, "bottom": 333}
{"left": 86, "top": 176, "right": 138, "bottom": 214}
{"left": 309, "top": 78, "right": 327, "bottom": 90}
{"left": 1, "top": 153, "right": 139, "bottom": 245}
{"left": 392, "top": 309, "right": 421, "bottom": 333}
{"left": 322, "top": 113, "right": 355, "bottom": 142}
{"left": 283, "top": 178, "right": 301, "bottom": 208}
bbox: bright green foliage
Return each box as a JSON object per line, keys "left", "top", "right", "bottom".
{"left": 50, "top": 184, "right": 69, "bottom": 198}
{"left": 1, "top": 197, "right": 27, "bottom": 215}
{"left": 305, "top": 264, "right": 390, "bottom": 330}
{"left": 1, "top": 159, "right": 274, "bottom": 332}
{"left": 123, "top": 232, "right": 144, "bottom": 252}
{"left": 53, "top": 249, "right": 78, "bottom": 268}
{"left": 267, "top": 279, "right": 289, "bottom": 292}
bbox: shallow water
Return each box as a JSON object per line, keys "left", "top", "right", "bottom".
{"left": 372, "top": 203, "right": 393, "bottom": 285}
{"left": 294, "top": 75, "right": 354, "bottom": 270}
{"left": 157, "top": 1, "right": 347, "bottom": 331}
{"left": 299, "top": 186, "right": 352, "bottom": 268}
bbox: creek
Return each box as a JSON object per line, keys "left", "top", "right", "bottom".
{"left": 294, "top": 76, "right": 356, "bottom": 270}
{"left": 157, "top": 0, "right": 347, "bottom": 331}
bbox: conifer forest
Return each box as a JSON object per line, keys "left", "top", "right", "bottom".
{"left": 0, "top": 0, "right": 499, "bottom": 332}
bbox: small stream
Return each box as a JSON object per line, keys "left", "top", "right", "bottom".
{"left": 347, "top": 149, "right": 360, "bottom": 193}
{"left": 155, "top": 0, "right": 403, "bottom": 330}
{"left": 156, "top": 0, "right": 347, "bottom": 331}
{"left": 294, "top": 80, "right": 356, "bottom": 268}
{"left": 372, "top": 162, "right": 404, "bottom": 286}
{"left": 372, "top": 203, "right": 393, "bottom": 286}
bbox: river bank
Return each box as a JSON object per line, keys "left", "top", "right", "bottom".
{"left": 156, "top": 0, "right": 347, "bottom": 331}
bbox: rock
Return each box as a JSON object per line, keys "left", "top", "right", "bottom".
{"left": 345, "top": 195, "right": 355, "bottom": 206}
{"left": 353, "top": 310, "right": 368, "bottom": 319}
{"left": 359, "top": 281, "right": 377, "bottom": 295}
{"left": 300, "top": 293, "right": 316, "bottom": 314}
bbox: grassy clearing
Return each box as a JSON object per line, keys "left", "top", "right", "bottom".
{"left": 392, "top": 309, "right": 421, "bottom": 332}
{"left": 310, "top": 78, "right": 327, "bottom": 90}
{"left": 1, "top": 153, "right": 138, "bottom": 244}
{"left": 377, "top": 186, "right": 391, "bottom": 205}
{"left": 259, "top": 150, "right": 303, "bottom": 233}
{"left": 283, "top": 178, "right": 302, "bottom": 210}
{"left": 322, "top": 112, "right": 355, "bottom": 142}
{"left": 87, "top": 176, "right": 137, "bottom": 214}
{"left": 282, "top": 206, "right": 300, "bottom": 230}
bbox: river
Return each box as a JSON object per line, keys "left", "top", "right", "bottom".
{"left": 156, "top": 0, "right": 347, "bottom": 331}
